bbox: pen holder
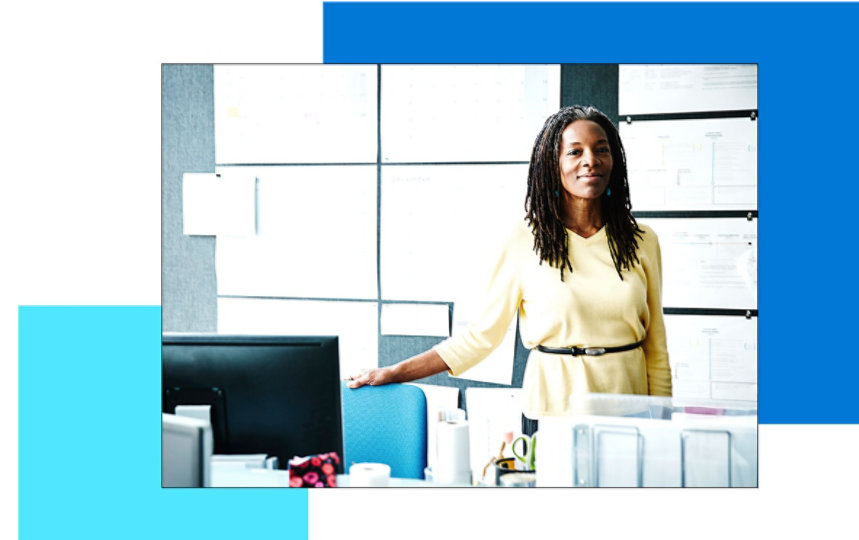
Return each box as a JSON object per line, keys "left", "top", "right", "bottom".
{"left": 494, "top": 457, "right": 535, "bottom": 486}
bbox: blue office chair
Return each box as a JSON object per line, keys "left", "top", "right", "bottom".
{"left": 340, "top": 382, "right": 428, "bottom": 479}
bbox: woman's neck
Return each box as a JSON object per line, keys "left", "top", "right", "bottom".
{"left": 562, "top": 197, "right": 603, "bottom": 238}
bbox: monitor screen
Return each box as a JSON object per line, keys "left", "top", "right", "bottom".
{"left": 162, "top": 334, "right": 344, "bottom": 471}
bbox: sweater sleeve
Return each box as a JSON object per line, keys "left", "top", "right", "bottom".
{"left": 433, "top": 227, "right": 523, "bottom": 376}
{"left": 640, "top": 227, "right": 672, "bottom": 396}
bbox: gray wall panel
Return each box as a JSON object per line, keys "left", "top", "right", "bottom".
{"left": 561, "top": 64, "right": 619, "bottom": 121}
{"left": 161, "top": 65, "right": 217, "bottom": 332}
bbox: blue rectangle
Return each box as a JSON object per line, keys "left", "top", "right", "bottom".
{"left": 323, "top": 2, "right": 859, "bottom": 423}
{"left": 19, "top": 306, "right": 308, "bottom": 539}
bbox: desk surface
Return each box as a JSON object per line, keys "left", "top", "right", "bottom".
{"left": 210, "top": 468, "right": 468, "bottom": 488}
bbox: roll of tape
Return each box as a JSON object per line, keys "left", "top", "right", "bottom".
{"left": 499, "top": 472, "right": 536, "bottom": 487}
{"left": 349, "top": 463, "right": 391, "bottom": 487}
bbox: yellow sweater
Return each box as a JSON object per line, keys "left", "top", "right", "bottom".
{"left": 434, "top": 219, "right": 671, "bottom": 417}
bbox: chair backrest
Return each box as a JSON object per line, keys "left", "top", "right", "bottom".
{"left": 340, "top": 382, "right": 428, "bottom": 479}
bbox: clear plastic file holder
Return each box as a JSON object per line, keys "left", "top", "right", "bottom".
{"left": 536, "top": 393, "right": 757, "bottom": 487}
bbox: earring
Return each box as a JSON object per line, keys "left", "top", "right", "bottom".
{"left": 606, "top": 188, "right": 612, "bottom": 197}
{"left": 554, "top": 189, "right": 559, "bottom": 198}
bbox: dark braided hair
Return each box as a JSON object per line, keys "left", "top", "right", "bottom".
{"left": 525, "top": 105, "right": 643, "bottom": 281}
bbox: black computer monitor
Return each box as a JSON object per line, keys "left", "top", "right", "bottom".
{"left": 162, "top": 334, "right": 343, "bottom": 471}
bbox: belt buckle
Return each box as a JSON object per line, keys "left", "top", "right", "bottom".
{"left": 584, "top": 347, "right": 606, "bottom": 356}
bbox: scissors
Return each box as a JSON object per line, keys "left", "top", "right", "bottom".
{"left": 511, "top": 434, "right": 537, "bottom": 471}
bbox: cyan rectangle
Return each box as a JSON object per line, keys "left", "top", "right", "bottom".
{"left": 19, "top": 306, "right": 308, "bottom": 539}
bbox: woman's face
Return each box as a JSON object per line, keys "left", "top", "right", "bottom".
{"left": 557, "top": 120, "right": 613, "bottom": 201}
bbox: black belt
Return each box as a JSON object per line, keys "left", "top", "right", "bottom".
{"left": 536, "top": 340, "right": 644, "bottom": 357}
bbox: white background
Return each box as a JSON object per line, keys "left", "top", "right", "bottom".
{"left": 2, "top": 2, "right": 856, "bottom": 540}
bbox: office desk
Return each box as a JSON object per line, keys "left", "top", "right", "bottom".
{"left": 211, "top": 467, "right": 292, "bottom": 487}
{"left": 207, "top": 393, "right": 757, "bottom": 488}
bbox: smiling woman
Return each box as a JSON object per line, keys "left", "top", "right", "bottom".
{"left": 348, "top": 105, "right": 671, "bottom": 433}
{"left": 558, "top": 120, "right": 613, "bottom": 206}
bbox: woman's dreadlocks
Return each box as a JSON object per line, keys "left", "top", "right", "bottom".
{"left": 525, "top": 105, "right": 643, "bottom": 281}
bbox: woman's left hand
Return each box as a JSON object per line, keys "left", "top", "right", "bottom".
{"left": 345, "top": 367, "right": 394, "bottom": 389}
{"left": 344, "top": 349, "right": 448, "bottom": 389}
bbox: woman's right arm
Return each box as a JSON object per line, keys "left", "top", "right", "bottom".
{"left": 345, "top": 349, "right": 450, "bottom": 389}
{"left": 347, "top": 222, "right": 526, "bottom": 389}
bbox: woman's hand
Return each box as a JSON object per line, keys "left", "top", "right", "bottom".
{"left": 344, "top": 349, "right": 449, "bottom": 389}
{"left": 345, "top": 367, "right": 394, "bottom": 389}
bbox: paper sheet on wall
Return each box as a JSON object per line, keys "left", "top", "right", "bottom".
{"left": 674, "top": 380, "right": 758, "bottom": 408}
{"left": 666, "top": 314, "right": 757, "bottom": 406}
{"left": 183, "top": 172, "right": 256, "bottom": 236}
{"left": 217, "top": 297, "right": 378, "bottom": 380}
{"left": 214, "top": 65, "right": 378, "bottom": 164}
{"left": 464, "top": 388, "right": 523, "bottom": 484}
{"left": 643, "top": 218, "right": 757, "bottom": 309}
{"left": 380, "top": 164, "right": 527, "bottom": 303}
{"left": 407, "top": 384, "right": 461, "bottom": 472}
{"left": 619, "top": 64, "right": 757, "bottom": 115}
{"left": 380, "top": 303, "right": 450, "bottom": 337}
{"left": 381, "top": 65, "right": 560, "bottom": 163}
{"left": 214, "top": 165, "right": 378, "bottom": 300}
{"left": 711, "top": 382, "right": 757, "bottom": 402}
{"left": 620, "top": 117, "right": 757, "bottom": 211}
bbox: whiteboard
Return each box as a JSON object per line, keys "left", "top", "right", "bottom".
{"left": 642, "top": 218, "right": 757, "bottom": 310}
{"left": 381, "top": 65, "right": 560, "bottom": 163}
{"left": 621, "top": 117, "right": 757, "bottom": 211}
{"left": 619, "top": 64, "right": 757, "bottom": 115}
{"left": 214, "top": 65, "right": 378, "bottom": 164}
{"left": 215, "top": 165, "right": 378, "bottom": 300}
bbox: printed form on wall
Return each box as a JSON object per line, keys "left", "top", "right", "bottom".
{"left": 642, "top": 217, "right": 757, "bottom": 310}
{"left": 666, "top": 314, "right": 757, "bottom": 405}
{"left": 621, "top": 117, "right": 757, "bottom": 211}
